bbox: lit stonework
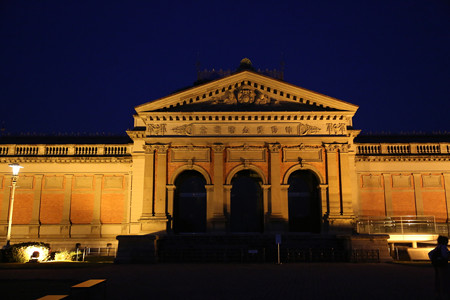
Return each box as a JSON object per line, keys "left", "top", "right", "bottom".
{"left": 0, "top": 67, "right": 449, "bottom": 252}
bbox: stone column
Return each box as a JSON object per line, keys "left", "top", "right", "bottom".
{"left": 205, "top": 185, "right": 215, "bottom": 230}
{"left": 413, "top": 173, "right": 424, "bottom": 215}
{"left": 166, "top": 185, "right": 175, "bottom": 218}
{"left": 325, "top": 143, "right": 354, "bottom": 232}
{"left": 154, "top": 144, "right": 169, "bottom": 217}
{"left": 319, "top": 184, "right": 329, "bottom": 232}
{"left": 166, "top": 184, "right": 175, "bottom": 232}
{"left": 29, "top": 174, "right": 43, "bottom": 237}
{"left": 140, "top": 144, "right": 169, "bottom": 233}
{"left": 325, "top": 144, "right": 341, "bottom": 215}
{"left": 91, "top": 174, "right": 103, "bottom": 236}
{"left": 212, "top": 144, "right": 226, "bottom": 231}
{"left": 262, "top": 184, "right": 271, "bottom": 223}
{"left": 140, "top": 145, "right": 155, "bottom": 220}
{"left": 224, "top": 184, "right": 232, "bottom": 230}
{"left": 339, "top": 146, "right": 354, "bottom": 216}
{"left": 319, "top": 184, "right": 329, "bottom": 216}
{"left": 280, "top": 184, "right": 289, "bottom": 219}
{"left": 383, "top": 174, "right": 393, "bottom": 216}
{"left": 268, "top": 143, "right": 284, "bottom": 218}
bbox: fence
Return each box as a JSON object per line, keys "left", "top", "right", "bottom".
{"left": 356, "top": 215, "right": 437, "bottom": 235}
{"left": 75, "top": 247, "right": 117, "bottom": 261}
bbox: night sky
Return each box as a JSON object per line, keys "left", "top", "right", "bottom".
{"left": 1, "top": 1, "right": 449, "bottom": 135}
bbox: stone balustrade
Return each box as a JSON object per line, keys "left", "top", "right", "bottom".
{"left": 356, "top": 142, "right": 450, "bottom": 155}
{"left": 0, "top": 144, "right": 130, "bottom": 156}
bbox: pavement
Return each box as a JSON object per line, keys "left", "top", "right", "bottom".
{"left": 0, "top": 262, "right": 444, "bottom": 300}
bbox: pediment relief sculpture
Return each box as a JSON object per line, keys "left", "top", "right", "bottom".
{"left": 211, "top": 84, "right": 270, "bottom": 106}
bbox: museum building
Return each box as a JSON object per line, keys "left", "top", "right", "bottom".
{"left": 1, "top": 60, "right": 449, "bottom": 258}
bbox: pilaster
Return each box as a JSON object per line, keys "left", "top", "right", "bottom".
{"left": 268, "top": 143, "right": 284, "bottom": 218}
{"left": 224, "top": 184, "right": 232, "bottom": 230}
{"left": 0, "top": 176, "right": 12, "bottom": 234}
{"left": 444, "top": 174, "right": 450, "bottom": 222}
{"left": 154, "top": 144, "right": 169, "bottom": 217}
{"left": 383, "top": 174, "right": 393, "bottom": 216}
{"left": 211, "top": 144, "right": 226, "bottom": 229}
{"left": 61, "top": 174, "right": 72, "bottom": 237}
{"left": 29, "top": 174, "right": 43, "bottom": 237}
{"left": 140, "top": 144, "right": 169, "bottom": 233}
{"left": 324, "top": 144, "right": 341, "bottom": 215}
{"left": 338, "top": 146, "right": 354, "bottom": 216}
{"left": 140, "top": 145, "right": 155, "bottom": 220}
{"left": 91, "top": 174, "right": 103, "bottom": 236}
{"left": 413, "top": 173, "right": 424, "bottom": 215}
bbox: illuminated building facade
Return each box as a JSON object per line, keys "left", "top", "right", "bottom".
{"left": 1, "top": 62, "right": 449, "bottom": 251}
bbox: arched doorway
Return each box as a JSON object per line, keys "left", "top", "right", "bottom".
{"left": 230, "top": 170, "right": 264, "bottom": 233}
{"left": 173, "top": 170, "right": 206, "bottom": 233}
{"left": 288, "top": 170, "right": 321, "bottom": 233}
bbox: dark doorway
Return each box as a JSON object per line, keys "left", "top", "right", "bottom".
{"left": 288, "top": 170, "right": 321, "bottom": 233}
{"left": 173, "top": 170, "right": 207, "bottom": 233}
{"left": 230, "top": 170, "right": 264, "bottom": 233}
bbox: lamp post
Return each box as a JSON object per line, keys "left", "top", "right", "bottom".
{"left": 5, "top": 163, "right": 23, "bottom": 247}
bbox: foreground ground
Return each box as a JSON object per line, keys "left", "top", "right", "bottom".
{"left": 0, "top": 262, "right": 441, "bottom": 299}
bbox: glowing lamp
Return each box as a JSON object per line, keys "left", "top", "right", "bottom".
{"left": 9, "top": 163, "right": 23, "bottom": 176}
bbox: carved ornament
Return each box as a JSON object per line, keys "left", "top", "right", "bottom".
{"left": 147, "top": 124, "right": 167, "bottom": 136}
{"left": 299, "top": 123, "right": 321, "bottom": 135}
{"left": 212, "top": 144, "right": 225, "bottom": 152}
{"left": 172, "top": 124, "right": 193, "bottom": 136}
{"left": 268, "top": 143, "right": 281, "bottom": 153}
{"left": 213, "top": 84, "right": 270, "bottom": 105}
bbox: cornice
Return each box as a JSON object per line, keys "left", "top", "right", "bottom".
{"left": 355, "top": 155, "right": 450, "bottom": 162}
{"left": 126, "top": 130, "right": 146, "bottom": 139}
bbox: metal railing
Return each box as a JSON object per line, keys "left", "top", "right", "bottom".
{"left": 356, "top": 215, "right": 437, "bottom": 234}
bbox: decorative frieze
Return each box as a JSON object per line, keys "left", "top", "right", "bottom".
{"left": 146, "top": 121, "right": 348, "bottom": 137}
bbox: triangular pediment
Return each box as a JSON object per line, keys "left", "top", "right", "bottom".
{"left": 135, "top": 71, "right": 358, "bottom": 114}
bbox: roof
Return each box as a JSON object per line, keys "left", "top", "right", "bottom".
{"left": 136, "top": 70, "right": 359, "bottom": 114}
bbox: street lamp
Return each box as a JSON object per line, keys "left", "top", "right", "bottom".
{"left": 5, "top": 163, "right": 23, "bottom": 247}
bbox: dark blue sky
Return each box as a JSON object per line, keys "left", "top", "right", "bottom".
{"left": 1, "top": 0, "right": 449, "bottom": 135}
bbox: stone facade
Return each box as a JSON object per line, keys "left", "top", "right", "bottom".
{"left": 0, "top": 69, "right": 449, "bottom": 249}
